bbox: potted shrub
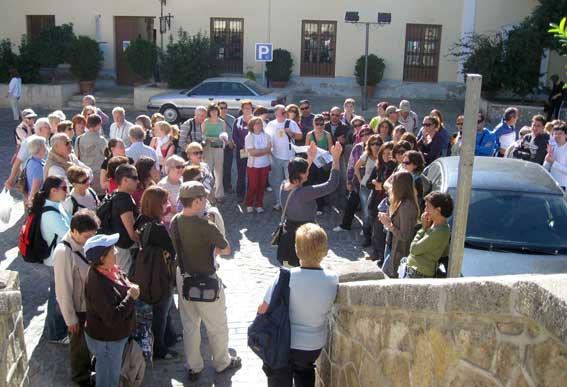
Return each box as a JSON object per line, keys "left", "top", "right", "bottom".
{"left": 124, "top": 38, "right": 157, "bottom": 84}
{"left": 69, "top": 36, "right": 104, "bottom": 93}
{"left": 266, "top": 49, "right": 293, "bottom": 88}
{"left": 354, "top": 54, "right": 385, "bottom": 98}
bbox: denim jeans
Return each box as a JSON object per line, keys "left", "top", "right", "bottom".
{"left": 359, "top": 186, "right": 371, "bottom": 240}
{"left": 270, "top": 157, "right": 290, "bottom": 206}
{"left": 152, "top": 294, "right": 177, "bottom": 358}
{"left": 85, "top": 334, "right": 128, "bottom": 387}
{"left": 46, "top": 267, "right": 68, "bottom": 341}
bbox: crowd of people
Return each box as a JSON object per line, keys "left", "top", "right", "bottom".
{"left": 4, "top": 84, "right": 567, "bottom": 387}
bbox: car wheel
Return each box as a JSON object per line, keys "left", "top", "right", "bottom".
{"left": 160, "top": 105, "right": 180, "bottom": 123}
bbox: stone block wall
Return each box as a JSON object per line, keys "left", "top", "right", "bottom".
{"left": 0, "top": 271, "right": 29, "bottom": 387}
{"left": 317, "top": 275, "right": 567, "bottom": 387}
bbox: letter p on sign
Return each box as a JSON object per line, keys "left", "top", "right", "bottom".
{"left": 255, "top": 43, "right": 273, "bottom": 62}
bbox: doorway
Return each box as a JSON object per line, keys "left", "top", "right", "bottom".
{"left": 114, "top": 16, "right": 154, "bottom": 85}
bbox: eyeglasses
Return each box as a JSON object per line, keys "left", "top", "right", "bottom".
{"left": 174, "top": 165, "right": 185, "bottom": 169}
{"left": 423, "top": 123, "right": 432, "bottom": 127}
{"left": 59, "top": 185, "right": 68, "bottom": 192}
{"left": 300, "top": 106, "right": 309, "bottom": 111}
{"left": 402, "top": 160, "right": 412, "bottom": 165}
{"left": 127, "top": 175, "right": 139, "bottom": 181}
{"left": 192, "top": 151, "right": 203, "bottom": 155}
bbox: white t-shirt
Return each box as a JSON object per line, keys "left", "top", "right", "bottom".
{"left": 245, "top": 132, "right": 271, "bottom": 168}
{"left": 62, "top": 188, "right": 99, "bottom": 215}
{"left": 8, "top": 77, "right": 22, "bottom": 98}
{"left": 265, "top": 119, "right": 301, "bottom": 160}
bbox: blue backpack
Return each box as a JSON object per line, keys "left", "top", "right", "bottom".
{"left": 247, "top": 268, "right": 291, "bottom": 369}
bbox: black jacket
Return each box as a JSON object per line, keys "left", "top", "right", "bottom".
{"left": 85, "top": 267, "right": 136, "bottom": 341}
{"left": 512, "top": 133, "right": 549, "bottom": 165}
{"left": 325, "top": 121, "right": 350, "bottom": 145}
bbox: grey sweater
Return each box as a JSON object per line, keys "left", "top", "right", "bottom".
{"left": 280, "top": 169, "right": 340, "bottom": 222}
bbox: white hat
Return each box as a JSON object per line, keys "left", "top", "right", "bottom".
{"left": 84, "top": 233, "right": 120, "bottom": 263}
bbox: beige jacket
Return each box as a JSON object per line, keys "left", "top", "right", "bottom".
{"left": 75, "top": 131, "right": 108, "bottom": 195}
{"left": 53, "top": 232, "right": 90, "bottom": 327}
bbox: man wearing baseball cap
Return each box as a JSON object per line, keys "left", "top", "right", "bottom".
{"left": 398, "top": 100, "right": 419, "bottom": 134}
{"left": 14, "top": 108, "right": 37, "bottom": 148}
{"left": 385, "top": 105, "right": 400, "bottom": 126}
{"left": 171, "top": 181, "right": 241, "bottom": 381}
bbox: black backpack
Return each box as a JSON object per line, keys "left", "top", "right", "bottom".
{"left": 70, "top": 188, "right": 99, "bottom": 215}
{"left": 19, "top": 206, "right": 59, "bottom": 263}
{"left": 132, "top": 221, "right": 175, "bottom": 305}
{"left": 96, "top": 192, "right": 116, "bottom": 235}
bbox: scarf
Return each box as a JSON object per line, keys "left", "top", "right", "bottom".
{"left": 43, "top": 150, "right": 75, "bottom": 180}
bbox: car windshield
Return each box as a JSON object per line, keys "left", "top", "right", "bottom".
{"left": 244, "top": 80, "right": 272, "bottom": 95}
{"left": 448, "top": 189, "right": 567, "bottom": 252}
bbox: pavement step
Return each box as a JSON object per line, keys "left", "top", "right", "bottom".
{"left": 68, "top": 94, "right": 134, "bottom": 105}
{"left": 65, "top": 100, "right": 136, "bottom": 111}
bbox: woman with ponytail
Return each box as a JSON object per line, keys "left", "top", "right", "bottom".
{"left": 34, "top": 175, "right": 72, "bottom": 343}
{"left": 99, "top": 138, "right": 134, "bottom": 192}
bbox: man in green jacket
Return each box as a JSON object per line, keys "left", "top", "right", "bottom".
{"left": 405, "top": 192, "right": 454, "bottom": 278}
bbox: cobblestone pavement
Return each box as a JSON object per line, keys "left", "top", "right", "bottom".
{"left": 0, "top": 107, "right": 373, "bottom": 386}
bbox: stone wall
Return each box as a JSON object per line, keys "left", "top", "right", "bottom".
{"left": 0, "top": 83, "right": 79, "bottom": 110}
{"left": 317, "top": 275, "right": 567, "bottom": 387}
{"left": 0, "top": 271, "right": 29, "bottom": 387}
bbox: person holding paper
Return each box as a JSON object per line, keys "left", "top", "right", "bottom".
{"left": 304, "top": 114, "right": 333, "bottom": 214}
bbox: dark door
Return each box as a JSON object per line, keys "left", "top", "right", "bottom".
{"left": 114, "top": 16, "right": 154, "bottom": 85}
{"left": 301, "top": 20, "right": 337, "bottom": 77}
{"left": 26, "top": 15, "right": 55, "bottom": 41}
{"left": 210, "top": 18, "right": 244, "bottom": 74}
{"left": 403, "top": 24, "right": 442, "bottom": 82}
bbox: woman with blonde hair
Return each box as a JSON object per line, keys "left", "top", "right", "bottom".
{"left": 378, "top": 171, "right": 420, "bottom": 277}
{"left": 150, "top": 120, "right": 175, "bottom": 171}
{"left": 81, "top": 105, "right": 96, "bottom": 119}
{"left": 417, "top": 115, "right": 450, "bottom": 165}
{"left": 259, "top": 223, "right": 338, "bottom": 387}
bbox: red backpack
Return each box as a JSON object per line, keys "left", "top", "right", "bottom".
{"left": 19, "top": 206, "right": 59, "bottom": 263}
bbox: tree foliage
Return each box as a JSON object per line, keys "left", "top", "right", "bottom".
{"left": 160, "top": 29, "right": 219, "bottom": 88}
{"left": 354, "top": 54, "right": 386, "bottom": 86}
{"left": 0, "top": 39, "right": 19, "bottom": 83}
{"left": 29, "top": 23, "right": 76, "bottom": 68}
{"left": 124, "top": 38, "right": 157, "bottom": 80}
{"left": 549, "top": 17, "right": 567, "bottom": 83}
{"left": 530, "top": 0, "right": 567, "bottom": 52}
{"left": 266, "top": 49, "right": 293, "bottom": 82}
{"left": 69, "top": 36, "right": 104, "bottom": 81}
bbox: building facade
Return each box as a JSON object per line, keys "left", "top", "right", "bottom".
{"left": 0, "top": 0, "right": 564, "bottom": 96}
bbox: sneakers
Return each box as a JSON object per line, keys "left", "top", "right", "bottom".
{"left": 266, "top": 186, "right": 273, "bottom": 192}
{"left": 255, "top": 207, "right": 264, "bottom": 213}
{"left": 246, "top": 207, "right": 254, "bottom": 213}
{"left": 217, "top": 356, "right": 242, "bottom": 373}
{"left": 316, "top": 210, "right": 323, "bottom": 216}
{"left": 333, "top": 225, "right": 348, "bottom": 232}
{"left": 273, "top": 204, "right": 282, "bottom": 211}
{"left": 49, "top": 336, "right": 70, "bottom": 345}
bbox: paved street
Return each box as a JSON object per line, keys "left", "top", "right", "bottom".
{"left": 0, "top": 105, "right": 373, "bottom": 386}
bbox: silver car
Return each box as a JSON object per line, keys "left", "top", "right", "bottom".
{"left": 424, "top": 156, "right": 567, "bottom": 277}
{"left": 147, "top": 77, "right": 287, "bottom": 123}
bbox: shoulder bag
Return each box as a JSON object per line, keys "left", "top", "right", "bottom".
{"left": 172, "top": 218, "right": 220, "bottom": 302}
{"left": 270, "top": 187, "right": 297, "bottom": 246}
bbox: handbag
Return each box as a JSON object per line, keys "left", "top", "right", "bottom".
{"left": 172, "top": 219, "right": 220, "bottom": 302}
{"left": 270, "top": 187, "right": 297, "bottom": 246}
{"left": 247, "top": 268, "right": 291, "bottom": 369}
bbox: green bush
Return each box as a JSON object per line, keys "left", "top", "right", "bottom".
{"left": 124, "top": 38, "right": 157, "bottom": 80}
{"left": 16, "top": 37, "right": 41, "bottom": 83}
{"left": 0, "top": 39, "right": 18, "bottom": 83}
{"left": 69, "top": 36, "right": 104, "bottom": 81}
{"left": 160, "top": 29, "right": 219, "bottom": 88}
{"left": 266, "top": 49, "right": 293, "bottom": 82}
{"left": 245, "top": 70, "right": 256, "bottom": 82}
{"left": 30, "top": 23, "right": 76, "bottom": 68}
{"left": 354, "top": 54, "right": 385, "bottom": 86}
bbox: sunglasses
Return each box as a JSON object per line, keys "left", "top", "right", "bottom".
{"left": 192, "top": 151, "right": 203, "bottom": 155}
{"left": 423, "top": 123, "right": 433, "bottom": 127}
{"left": 219, "top": 106, "right": 228, "bottom": 110}
{"left": 330, "top": 113, "right": 340, "bottom": 117}
{"left": 369, "top": 142, "right": 380, "bottom": 146}
{"left": 288, "top": 110, "right": 298, "bottom": 114}
{"left": 77, "top": 178, "right": 89, "bottom": 185}
{"left": 127, "top": 175, "right": 139, "bottom": 181}
{"left": 402, "top": 160, "right": 412, "bottom": 165}
{"left": 314, "top": 121, "right": 324, "bottom": 126}
{"left": 174, "top": 165, "right": 185, "bottom": 169}
{"left": 456, "top": 122, "right": 464, "bottom": 126}
{"left": 300, "top": 106, "right": 309, "bottom": 111}
{"left": 353, "top": 123, "right": 363, "bottom": 128}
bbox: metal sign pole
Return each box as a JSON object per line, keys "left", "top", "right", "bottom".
{"left": 363, "top": 23, "right": 370, "bottom": 112}
{"left": 447, "top": 73, "right": 482, "bottom": 278}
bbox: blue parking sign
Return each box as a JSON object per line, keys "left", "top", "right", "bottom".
{"left": 255, "top": 43, "right": 273, "bottom": 62}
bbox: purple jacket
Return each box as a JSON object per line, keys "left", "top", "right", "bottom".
{"left": 347, "top": 143, "right": 364, "bottom": 185}
{"left": 232, "top": 116, "right": 250, "bottom": 150}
